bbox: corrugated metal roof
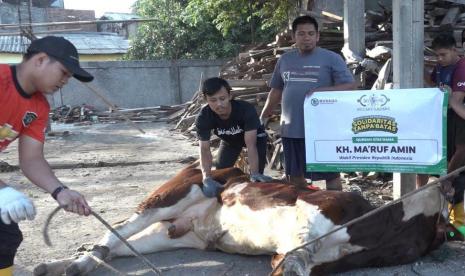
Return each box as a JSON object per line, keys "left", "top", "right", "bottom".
{"left": 56, "top": 33, "right": 130, "bottom": 54}
{"left": 0, "top": 36, "right": 30, "bottom": 53}
{"left": 0, "top": 32, "right": 129, "bottom": 54}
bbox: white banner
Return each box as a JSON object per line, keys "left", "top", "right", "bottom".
{"left": 304, "top": 88, "right": 447, "bottom": 174}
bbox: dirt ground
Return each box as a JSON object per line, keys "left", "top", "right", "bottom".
{"left": 1, "top": 122, "right": 465, "bottom": 276}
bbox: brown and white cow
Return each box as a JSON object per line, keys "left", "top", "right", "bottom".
{"left": 34, "top": 165, "right": 450, "bottom": 276}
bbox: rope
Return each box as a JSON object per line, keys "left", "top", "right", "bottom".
{"left": 269, "top": 165, "right": 465, "bottom": 276}
{"left": 43, "top": 207, "right": 162, "bottom": 275}
{"left": 85, "top": 252, "right": 127, "bottom": 276}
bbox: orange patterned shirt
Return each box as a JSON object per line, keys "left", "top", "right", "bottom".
{"left": 0, "top": 64, "right": 49, "bottom": 151}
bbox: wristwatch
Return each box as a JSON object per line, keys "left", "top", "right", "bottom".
{"left": 51, "top": 186, "right": 69, "bottom": 200}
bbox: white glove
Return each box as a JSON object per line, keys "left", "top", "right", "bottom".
{"left": 0, "top": 186, "right": 36, "bottom": 224}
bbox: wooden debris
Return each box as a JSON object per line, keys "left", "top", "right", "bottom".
{"left": 50, "top": 104, "right": 186, "bottom": 125}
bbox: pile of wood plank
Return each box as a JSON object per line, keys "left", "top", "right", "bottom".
{"left": 424, "top": 0, "right": 465, "bottom": 43}
{"left": 219, "top": 28, "right": 344, "bottom": 82}
{"left": 97, "top": 105, "right": 186, "bottom": 123}
{"left": 50, "top": 104, "right": 186, "bottom": 124}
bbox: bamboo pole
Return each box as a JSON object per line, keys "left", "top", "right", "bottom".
{"left": 0, "top": 28, "right": 83, "bottom": 36}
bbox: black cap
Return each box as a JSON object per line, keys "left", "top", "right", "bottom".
{"left": 27, "top": 36, "right": 94, "bottom": 82}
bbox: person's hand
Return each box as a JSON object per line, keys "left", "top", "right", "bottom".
{"left": 202, "top": 177, "right": 223, "bottom": 198}
{"left": 0, "top": 186, "right": 36, "bottom": 224}
{"left": 55, "top": 188, "right": 91, "bottom": 216}
{"left": 440, "top": 84, "right": 452, "bottom": 96}
{"left": 250, "top": 173, "right": 273, "bottom": 182}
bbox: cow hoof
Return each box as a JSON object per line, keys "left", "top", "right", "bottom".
{"left": 33, "top": 263, "right": 47, "bottom": 276}
{"left": 65, "top": 263, "right": 81, "bottom": 276}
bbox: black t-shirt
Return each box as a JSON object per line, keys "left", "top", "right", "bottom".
{"left": 195, "top": 99, "right": 265, "bottom": 148}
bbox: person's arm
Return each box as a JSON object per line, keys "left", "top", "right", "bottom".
{"left": 199, "top": 140, "right": 213, "bottom": 180}
{"left": 424, "top": 66, "right": 435, "bottom": 87}
{"left": 18, "top": 135, "right": 90, "bottom": 216}
{"left": 198, "top": 140, "right": 223, "bottom": 197}
{"left": 244, "top": 129, "right": 259, "bottom": 174}
{"left": 449, "top": 91, "right": 465, "bottom": 119}
{"left": 260, "top": 88, "right": 283, "bottom": 121}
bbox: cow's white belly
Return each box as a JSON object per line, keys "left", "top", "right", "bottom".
{"left": 216, "top": 203, "right": 307, "bottom": 254}
{"left": 208, "top": 183, "right": 343, "bottom": 255}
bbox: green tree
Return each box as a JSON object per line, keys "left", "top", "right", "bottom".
{"left": 125, "top": 0, "right": 298, "bottom": 60}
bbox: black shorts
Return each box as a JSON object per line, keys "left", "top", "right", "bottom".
{"left": 448, "top": 109, "right": 465, "bottom": 161}
{"left": 215, "top": 136, "right": 267, "bottom": 174}
{"left": 282, "top": 137, "right": 339, "bottom": 181}
{"left": 0, "top": 220, "right": 23, "bottom": 268}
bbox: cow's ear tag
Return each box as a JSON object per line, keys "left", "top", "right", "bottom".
{"left": 448, "top": 231, "right": 455, "bottom": 238}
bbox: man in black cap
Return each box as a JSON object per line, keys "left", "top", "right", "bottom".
{"left": 0, "top": 36, "right": 93, "bottom": 276}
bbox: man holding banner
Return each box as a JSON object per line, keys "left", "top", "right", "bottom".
{"left": 260, "top": 15, "right": 356, "bottom": 189}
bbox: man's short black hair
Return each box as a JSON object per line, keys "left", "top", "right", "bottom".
{"left": 292, "top": 15, "right": 319, "bottom": 33}
{"left": 431, "top": 34, "right": 456, "bottom": 50}
{"left": 202, "top": 77, "right": 232, "bottom": 97}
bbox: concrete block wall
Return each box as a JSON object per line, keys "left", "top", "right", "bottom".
{"left": 49, "top": 59, "right": 226, "bottom": 110}
{"left": 0, "top": 3, "right": 48, "bottom": 33}
{"left": 45, "top": 8, "right": 96, "bottom": 32}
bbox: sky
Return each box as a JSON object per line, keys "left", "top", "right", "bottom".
{"left": 64, "top": 0, "right": 137, "bottom": 17}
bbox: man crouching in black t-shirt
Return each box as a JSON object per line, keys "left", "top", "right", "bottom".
{"left": 195, "top": 77, "right": 273, "bottom": 197}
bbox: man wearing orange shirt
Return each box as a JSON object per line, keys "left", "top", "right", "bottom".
{"left": 0, "top": 36, "right": 93, "bottom": 276}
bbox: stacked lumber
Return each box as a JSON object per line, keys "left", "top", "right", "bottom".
{"left": 220, "top": 29, "right": 343, "bottom": 82}
{"left": 97, "top": 105, "right": 186, "bottom": 123}
{"left": 424, "top": 0, "right": 465, "bottom": 43}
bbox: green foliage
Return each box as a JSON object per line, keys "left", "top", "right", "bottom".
{"left": 124, "top": 0, "right": 298, "bottom": 60}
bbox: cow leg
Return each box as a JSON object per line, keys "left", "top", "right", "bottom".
{"left": 168, "top": 216, "right": 194, "bottom": 238}
{"left": 285, "top": 227, "right": 366, "bottom": 276}
{"left": 111, "top": 195, "right": 220, "bottom": 256}
{"left": 33, "top": 257, "right": 75, "bottom": 276}
{"left": 111, "top": 221, "right": 207, "bottom": 256}
{"left": 65, "top": 185, "right": 208, "bottom": 275}
{"left": 283, "top": 248, "right": 313, "bottom": 276}
{"left": 65, "top": 222, "right": 207, "bottom": 276}
{"left": 282, "top": 226, "right": 356, "bottom": 276}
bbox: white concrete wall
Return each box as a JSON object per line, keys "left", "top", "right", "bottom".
{"left": 49, "top": 59, "right": 226, "bottom": 109}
